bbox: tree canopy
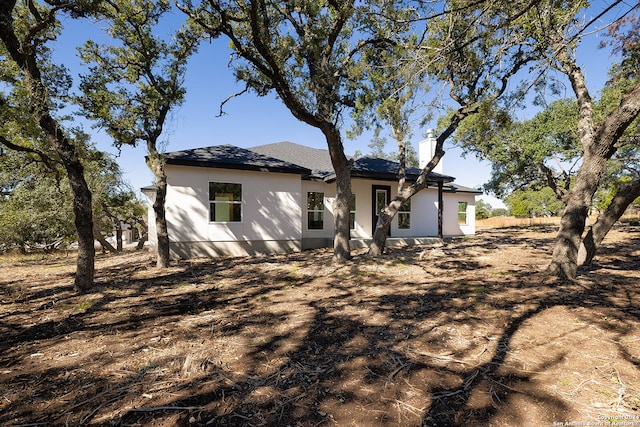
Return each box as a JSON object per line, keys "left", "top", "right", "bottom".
{"left": 180, "top": 0, "right": 414, "bottom": 261}
{"left": 77, "top": 0, "right": 199, "bottom": 267}
{"left": 448, "top": 2, "right": 640, "bottom": 277}
{"left": 0, "top": 0, "right": 100, "bottom": 290}
{"left": 0, "top": 136, "right": 142, "bottom": 253}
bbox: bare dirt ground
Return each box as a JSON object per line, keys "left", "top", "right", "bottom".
{"left": 1, "top": 226, "right": 639, "bottom": 427}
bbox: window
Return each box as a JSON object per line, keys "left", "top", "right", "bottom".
{"left": 209, "top": 182, "right": 242, "bottom": 222}
{"left": 350, "top": 194, "right": 356, "bottom": 230}
{"left": 307, "top": 192, "right": 324, "bottom": 230}
{"left": 398, "top": 198, "right": 411, "bottom": 229}
{"left": 458, "top": 201, "right": 468, "bottom": 225}
{"left": 375, "top": 189, "right": 387, "bottom": 215}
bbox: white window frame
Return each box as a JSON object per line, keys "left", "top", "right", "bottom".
{"left": 458, "top": 201, "right": 468, "bottom": 225}
{"left": 209, "top": 182, "right": 242, "bottom": 223}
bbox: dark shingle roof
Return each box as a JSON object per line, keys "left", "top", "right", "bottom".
{"left": 249, "top": 142, "right": 456, "bottom": 184}
{"left": 162, "top": 142, "right": 474, "bottom": 191}
{"left": 351, "top": 156, "right": 455, "bottom": 183}
{"left": 249, "top": 141, "right": 334, "bottom": 179}
{"left": 162, "top": 145, "right": 311, "bottom": 175}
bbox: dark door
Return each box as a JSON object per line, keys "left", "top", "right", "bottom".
{"left": 372, "top": 185, "right": 391, "bottom": 236}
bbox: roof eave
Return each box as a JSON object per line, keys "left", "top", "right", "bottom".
{"left": 165, "top": 158, "right": 311, "bottom": 175}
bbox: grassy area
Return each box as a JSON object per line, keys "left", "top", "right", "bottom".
{"left": 476, "top": 216, "right": 561, "bottom": 229}
{"left": 479, "top": 212, "right": 640, "bottom": 229}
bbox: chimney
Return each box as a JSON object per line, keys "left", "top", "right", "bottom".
{"left": 419, "top": 129, "right": 443, "bottom": 174}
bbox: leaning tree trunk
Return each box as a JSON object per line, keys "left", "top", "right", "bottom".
{"left": 322, "top": 126, "right": 352, "bottom": 262}
{"left": 369, "top": 141, "right": 445, "bottom": 256}
{"left": 369, "top": 137, "right": 407, "bottom": 257}
{"left": 93, "top": 221, "right": 117, "bottom": 253}
{"left": 146, "top": 149, "right": 170, "bottom": 268}
{"left": 578, "top": 178, "right": 640, "bottom": 266}
{"left": 369, "top": 201, "right": 399, "bottom": 256}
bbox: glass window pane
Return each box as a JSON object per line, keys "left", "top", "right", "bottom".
{"left": 215, "top": 202, "right": 231, "bottom": 222}
{"left": 209, "top": 182, "right": 242, "bottom": 222}
{"left": 376, "top": 190, "right": 387, "bottom": 212}
{"left": 231, "top": 203, "right": 242, "bottom": 221}
{"left": 210, "top": 182, "right": 242, "bottom": 201}
{"left": 308, "top": 212, "right": 324, "bottom": 229}
{"left": 398, "top": 213, "right": 410, "bottom": 229}
{"left": 307, "top": 192, "right": 324, "bottom": 211}
{"left": 458, "top": 202, "right": 468, "bottom": 225}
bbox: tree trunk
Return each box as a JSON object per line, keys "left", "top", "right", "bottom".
{"left": 322, "top": 127, "right": 352, "bottom": 262}
{"left": 116, "top": 224, "right": 123, "bottom": 252}
{"left": 548, "top": 193, "right": 591, "bottom": 280}
{"left": 154, "top": 176, "right": 170, "bottom": 267}
{"left": 369, "top": 140, "right": 446, "bottom": 256}
{"left": 101, "top": 202, "right": 123, "bottom": 251}
{"left": 369, "top": 202, "right": 398, "bottom": 256}
{"left": 578, "top": 178, "right": 640, "bottom": 266}
{"left": 56, "top": 152, "right": 94, "bottom": 291}
{"left": 370, "top": 136, "right": 409, "bottom": 256}
{"left": 146, "top": 149, "right": 170, "bottom": 268}
{"left": 0, "top": 2, "right": 95, "bottom": 291}
{"left": 136, "top": 231, "right": 148, "bottom": 250}
{"left": 46, "top": 127, "right": 96, "bottom": 291}
{"left": 333, "top": 168, "right": 352, "bottom": 261}
{"left": 93, "top": 221, "right": 117, "bottom": 253}
{"left": 547, "top": 47, "right": 640, "bottom": 280}
{"left": 134, "top": 217, "right": 149, "bottom": 251}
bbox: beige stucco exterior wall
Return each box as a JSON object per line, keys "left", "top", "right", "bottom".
{"left": 144, "top": 166, "right": 479, "bottom": 258}
{"left": 300, "top": 178, "right": 477, "bottom": 241}
{"left": 142, "top": 188, "right": 158, "bottom": 250}
{"left": 443, "top": 192, "right": 477, "bottom": 236}
{"left": 159, "top": 165, "right": 303, "bottom": 258}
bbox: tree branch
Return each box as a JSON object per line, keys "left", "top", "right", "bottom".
{"left": 217, "top": 85, "right": 249, "bottom": 117}
{"left": 0, "top": 135, "right": 58, "bottom": 170}
{"left": 538, "top": 162, "right": 566, "bottom": 200}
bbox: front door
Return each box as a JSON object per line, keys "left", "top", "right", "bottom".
{"left": 372, "top": 185, "right": 391, "bottom": 236}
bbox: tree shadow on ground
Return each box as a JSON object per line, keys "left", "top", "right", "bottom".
{"left": 1, "top": 228, "right": 639, "bottom": 426}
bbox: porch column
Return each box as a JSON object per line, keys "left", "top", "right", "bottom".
{"left": 438, "top": 181, "right": 443, "bottom": 239}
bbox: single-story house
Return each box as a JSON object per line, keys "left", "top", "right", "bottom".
{"left": 142, "top": 138, "right": 482, "bottom": 258}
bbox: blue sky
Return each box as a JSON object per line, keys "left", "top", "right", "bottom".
{"left": 53, "top": 2, "right": 622, "bottom": 210}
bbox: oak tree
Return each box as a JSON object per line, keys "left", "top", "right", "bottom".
{"left": 0, "top": 0, "right": 98, "bottom": 291}
{"left": 179, "top": 0, "right": 411, "bottom": 261}
{"left": 77, "top": 0, "right": 198, "bottom": 267}
{"left": 450, "top": 3, "right": 640, "bottom": 276}
{"left": 364, "top": 0, "right": 554, "bottom": 255}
